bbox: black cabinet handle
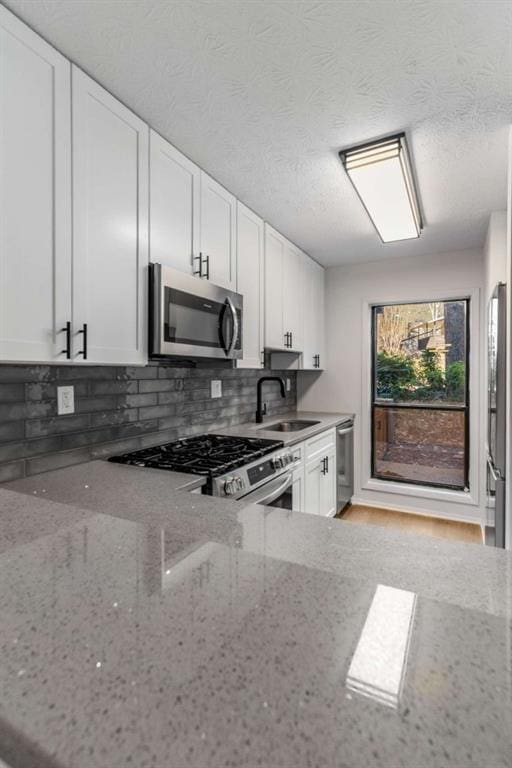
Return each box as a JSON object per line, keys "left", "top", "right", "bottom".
{"left": 284, "top": 332, "right": 289, "bottom": 348}
{"left": 202, "top": 253, "right": 210, "bottom": 280}
{"left": 321, "top": 456, "right": 329, "bottom": 475}
{"left": 60, "top": 321, "right": 71, "bottom": 359}
{"left": 193, "top": 253, "right": 202, "bottom": 277}
{"left": 78, "top": 323, "right": 88, "bottom": 360}
{"left": 317, "top": 354, "right": 320, "bottom": 368}
{"left": 290, "top": 331, "right": 293, "bottom": 349}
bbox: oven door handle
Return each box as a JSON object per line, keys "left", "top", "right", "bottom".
{"left": 243, "top": 472, "right": 293, "bottom": 506}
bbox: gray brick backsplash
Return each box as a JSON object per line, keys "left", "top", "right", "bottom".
{"left": 0, "top": 363, "right": 296, "bottom": 480}
{"left": 0, "top": 422, "right": 25, "bottom": 443}
{"left": 0, "top": 460, "right": 25, "bottom": 482}
{"left": 25, "top": 415, "right": 90, "bottom": 438}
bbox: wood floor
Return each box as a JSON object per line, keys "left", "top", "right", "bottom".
{"left": 339, "top": 504, "right": 483, "bottom": 544}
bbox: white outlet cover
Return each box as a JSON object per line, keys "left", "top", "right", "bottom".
{"left": 57, "top": 385, "right": 75, "bottom": 415}
{"left": 286, "top": 378, "right": 291, "bottom": 392}
{"left": 211, "top": 380, "right": 222, "bottom": 399}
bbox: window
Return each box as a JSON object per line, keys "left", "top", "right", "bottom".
{"left": 371, "top": 300, "right": 469, "bottom": 491}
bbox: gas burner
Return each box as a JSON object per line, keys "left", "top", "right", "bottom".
{"left": 108, "top": 434, "right": 284, "bottom": 481}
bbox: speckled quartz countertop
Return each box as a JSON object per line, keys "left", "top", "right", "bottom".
{"left": 1, "top": 459, "right": 512, "bottom": 768}
{"left": 215, "top": 410, "right": 353, "bottom": 444}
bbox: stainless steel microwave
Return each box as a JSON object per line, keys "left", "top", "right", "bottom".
{"left": 149, "top": 263, "right": 243, "bottom": 360}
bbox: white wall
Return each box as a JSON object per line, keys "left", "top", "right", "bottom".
{"left": 298, "top": 248, "right": 485, "bottom": 523}
{"left": 506, "top": 127, "right": 512, "bottom": 550}
{"left": 484, "top": 211, "right": 507, "bottom": 302}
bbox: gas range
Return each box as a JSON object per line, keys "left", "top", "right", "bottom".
{"left": 108, "top": 433, "right": 297, "bottom": 499}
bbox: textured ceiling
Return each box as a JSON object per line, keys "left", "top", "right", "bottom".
{"left": 4, "top": 0, "right": 512, "bottom": 265}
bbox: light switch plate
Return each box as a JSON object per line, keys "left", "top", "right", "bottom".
{"left": 211, "top": 380, "right": 222, "bottom": 399}
{"left": 57, "top": 385, "right": 75, "bottom": 415}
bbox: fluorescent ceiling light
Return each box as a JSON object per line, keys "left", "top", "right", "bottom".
{"left": 346, "top": 584, "right": 416, "bottom": 708}
{"left": 339, "top": 134, "right": 423, "bottom": 243}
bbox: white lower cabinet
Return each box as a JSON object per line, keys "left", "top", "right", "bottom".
{"left": 0, "top": 7, "right": 72, "bottom": 363}
{"left": 304, "top": 450, "right": 336, "bottom": 517}
{"left": 292, "top": 466, "right": 305, "bottom": 512}
{"left": 303, "top": 428, "right": 337, "bottom": 516}
{"left": 288, "top": 431, "right": 336, "bottom": 516}
{"left": 236, "top": 202, "right": 264, "bottom": 368}
{"left": 72, "top": 68, "right": 149, "bottom": 364}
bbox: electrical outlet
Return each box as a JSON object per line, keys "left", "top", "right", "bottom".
{"left": 57, "top": 385, "right": 74, "bottom": 415}
{"left": 211, "top": 380, "right": 222, "bottom": 399}
{"left": 286, "top": 378, "right": 291, "bottom": 392}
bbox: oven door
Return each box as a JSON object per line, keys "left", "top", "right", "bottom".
{"left": 150, "top": 263, "right": 243, "bottom": 359}
{"left": 240, "top": 472, "right": 294, "bottom": 510}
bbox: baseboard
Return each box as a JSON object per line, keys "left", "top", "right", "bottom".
{"left": 350, "top": 496, "right": 484, "bottom": 527}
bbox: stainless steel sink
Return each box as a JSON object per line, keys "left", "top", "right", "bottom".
{"left": 259, "top": 419, "right": 320, "bottom": 432}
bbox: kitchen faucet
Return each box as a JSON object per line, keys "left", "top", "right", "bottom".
{"left": 255, "top": 376, "right": 286, "bottom": 424}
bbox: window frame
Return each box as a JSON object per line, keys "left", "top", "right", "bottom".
{"left": 370, "top": 299, "right": 470, "bottom": 492}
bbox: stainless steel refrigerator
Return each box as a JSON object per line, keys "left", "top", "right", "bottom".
{"left": 487, "top": 283, "right": 507, "bottom": 548}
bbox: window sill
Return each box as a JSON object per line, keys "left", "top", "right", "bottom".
{"left": 362, "top": 477, "right": 479, "bottom": 507}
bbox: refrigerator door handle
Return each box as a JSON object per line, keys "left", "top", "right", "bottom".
{"left": 487, "top": 456, "right": 503, "bottom": 482}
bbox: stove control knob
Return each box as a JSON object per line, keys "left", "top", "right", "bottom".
{"left": 224, "top": 477, "right": 237, "bottom": 496}
{"left": 235, "top": 476, "right": 245, "bottom": 492}
{"left": 272, "top": 455, "right": 284, "bottom": 469}
{"left": 284, "top": 453, "right": 293, "bottom": 466}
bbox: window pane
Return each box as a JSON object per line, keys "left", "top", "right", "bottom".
{"left": 373, "top": 406, "right": 466, "bottom": 489}
{"left": 374, "top": 301, "right": 467, "bottom": 405}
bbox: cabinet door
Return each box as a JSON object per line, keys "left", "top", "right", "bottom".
{"left": 149, "top": 130, "right": 200, "bottom": 274}
{"left": 320, "top": 447, "right": 337, "bottom": 517}
{"left": 316, "top": 264, "right": 326, "bottom": 369}
{"left": 302, "top": 256, "right": 325, "bottom": 370}
{"left": 304, "top": 457, "right": 323, "bottom": 515}
{"left": 264, "top": 225, "right": 285, "bottom": 349}
{"left": 199, "top": 171, "right": 236, "bottom": 290}
{"left": 0, "top": 7, "right": 71, "bottom": 363}
{"left": 72, "top": 67, "right": 149, "bottom": 364}
{"left": 292, "top": 465, "right": 305, "bottom": 512}
{"left": 236, "top": 202, "right": 264, "bottom": 369}
{"left": 283, "top": 244, "right": 303, "bottom": 352}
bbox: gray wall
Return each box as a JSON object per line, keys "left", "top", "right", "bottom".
{"left": 0, "top": 363, "right": 296, "bottom": 481}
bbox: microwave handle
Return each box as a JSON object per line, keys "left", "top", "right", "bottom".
{"left": 225, "top": 298, "right": 239, "bottom": 358}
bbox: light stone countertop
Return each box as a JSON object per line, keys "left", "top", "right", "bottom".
{"left": 1, "top": 449, "right": 512, "bottom": 767}
{"left": 213, "top": 409, "right": 354, "bottom": 444}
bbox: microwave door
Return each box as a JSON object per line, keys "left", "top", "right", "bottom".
{"left": 219, "top": 298, "right": 240, "bottom": 358}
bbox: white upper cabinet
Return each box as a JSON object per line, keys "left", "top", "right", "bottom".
{"left": 149, "top": 130, "right": 200, "bottom": 275}
{"left": 199, "top": 171, "right": 236, "bottom": 290}
{"left": 264, "top": 225, "right": 304, "bottom": 352}
{"left": 283, "top": 243, "right": 303, "bottom": 352}
{"left": 0, "top": 7, "right": 72, "bottom": 363}
{"left": 236, "top": 202, "right": 264, "bottom": 369}
{"left": 302, "top": 255, "right": 325, "bottom": 370}
{"left": 264, "top": 225, "right": 285, "bottom": 349}
{"left": 72, "top": 67, "right": 149, "bottom": 364}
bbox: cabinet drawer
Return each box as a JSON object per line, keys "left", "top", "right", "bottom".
{"left": 290, "top": 441, "right": 305, "bottom": 466}
{"left": 305, "top": 428, "right": 336, "bottom": 461}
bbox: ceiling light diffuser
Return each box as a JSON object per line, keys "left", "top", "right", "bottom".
{"left": 339, "top": 133, "right": 423, "bottom": 243}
